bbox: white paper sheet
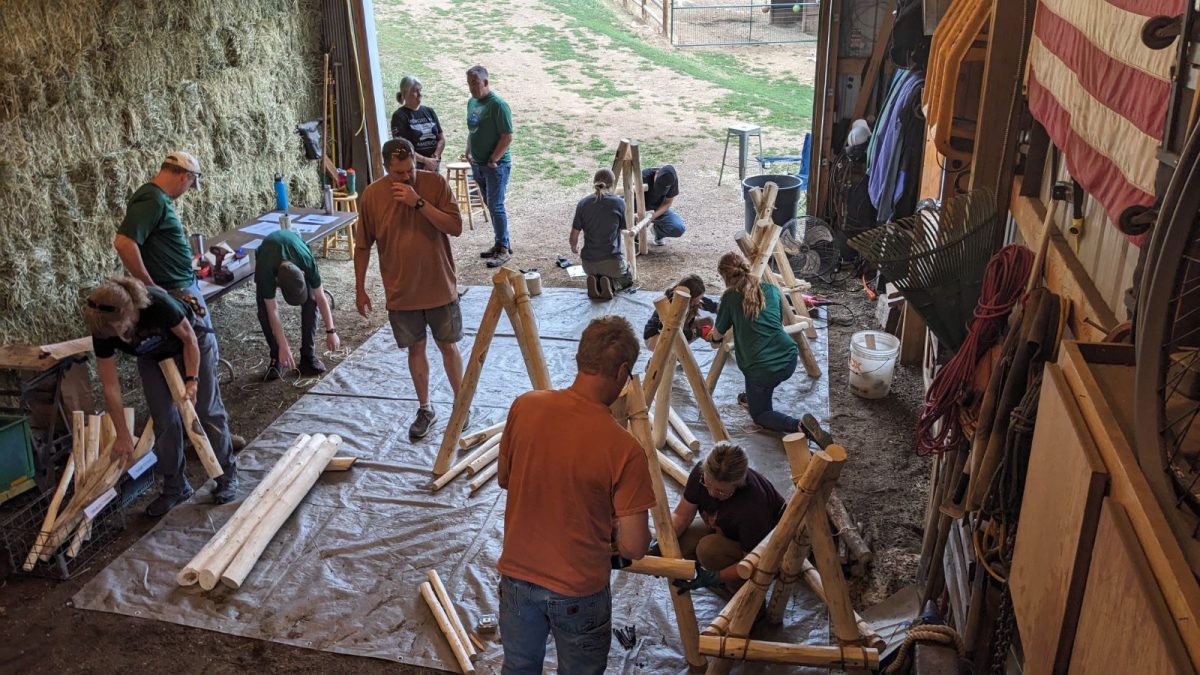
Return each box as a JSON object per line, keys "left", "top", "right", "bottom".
{"left": 257, "top": 212, "right": 286, "bottom": 222}
{"left": 242, "top": 221, "right": 281, "bottom": 237}
{"left": 566, "top": 265, "right": 586, "bottom": 278}
{"left": 238, "top": 238, "right": 263, "bottom": 251}
{"left": 296, "top": 214, "right": 340, "bottom": 226}
{"left": 291, "top": 222, "right": 321, "bottom": 234}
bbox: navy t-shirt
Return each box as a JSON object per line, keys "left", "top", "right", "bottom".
{"left": 92, "top": 287, "right": 193, "bottom": 360}
{"left": 682, "top": 464, "right": 785, "bottom": 551}
{"left": 390, "top": 105, "right": 443, "bottom": 158}
{"left": 571, "top": 193, "right": 625, "bottom": 262}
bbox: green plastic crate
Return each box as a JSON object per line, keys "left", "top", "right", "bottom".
{"left": 0, "top": 416, "right": 35, "bottom": 500}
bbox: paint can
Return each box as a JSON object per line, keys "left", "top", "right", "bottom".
{"left": 524, "top": 271, "right": 542, "bottom": 296}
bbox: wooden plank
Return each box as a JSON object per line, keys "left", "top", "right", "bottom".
{"left": 1011, "top": 181, "right": 1117, "bottom": 342}
{"left": 1067, "top": 499, "right": 1196, "bottom": 675}
{"left": 851, "top": 0, "right": 896, "bottom": 122}
{"left": 1058, "top": 342, "right": 1200, "bottom": 668}
{"left": 1010, "top": 364, "right": 1108, "bottom": 674}
{"left": 898, "top": 302, "right": 926, "bottom": 366}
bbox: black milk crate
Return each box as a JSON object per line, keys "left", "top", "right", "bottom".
{"left": 0, "top": 483, "right": 128, "bottom": 580}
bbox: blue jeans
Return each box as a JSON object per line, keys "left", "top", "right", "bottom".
{"left": 500, "top": 576, "right": 611, "bottom": 675}
{"left": 472, "top": 160, "right": 512, "bottom": 249}
{"left": 745, "top": 352, "right": 800, "bottom": 433}
{"left": 652, "top": 209, "right": 686, "bottom": 239}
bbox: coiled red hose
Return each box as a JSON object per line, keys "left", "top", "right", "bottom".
{"left": 915, "top": 244, "right": 1034, "bottom": 455}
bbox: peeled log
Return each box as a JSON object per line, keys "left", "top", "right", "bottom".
{"left": 421, "top": 581, "right": 475, "bottom": 674}
{"left": 159, "top": 359, "right": 223, "bottom": 479}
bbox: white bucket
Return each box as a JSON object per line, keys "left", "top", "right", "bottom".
{"left": 524, "top": 271, "right": 542, "bottom": 296}
{"left": 848, "top": 330, "right": 900, "bottom": 399}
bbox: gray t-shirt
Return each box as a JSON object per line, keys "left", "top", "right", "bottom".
{"left": 571, "top": 193, "right": 625, "bottom": 262}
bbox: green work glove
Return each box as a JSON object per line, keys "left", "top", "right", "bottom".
{"left": 673, "top": 564, "right": 722, "bottom": 594}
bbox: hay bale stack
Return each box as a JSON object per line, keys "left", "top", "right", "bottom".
{"left": 0, "top": 0, "right": 323, "bottom": 344}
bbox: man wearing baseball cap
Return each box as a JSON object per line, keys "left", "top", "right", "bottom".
{"left": 113, "top": 150, "right": 240, "bottom": 507}
{"left": 254, "top": 229, "right": 340, "bottom": 380}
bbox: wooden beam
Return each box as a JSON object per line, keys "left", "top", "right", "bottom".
{"left": 851, "top": 0, "right": 897, "bottom": 122}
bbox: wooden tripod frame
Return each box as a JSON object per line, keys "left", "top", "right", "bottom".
{"left": 431, "top": 267, "right": 552, "bottom": 479}
{"left": 612, "top": 138, "right": 652, "bottom": 282}
{"left": 701, "top": 433, "right": 881, "bottom": 672}
{"left": 706, "top": 183, "right": 823, "bottom": 392}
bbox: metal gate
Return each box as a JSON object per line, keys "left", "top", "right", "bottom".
{"left": 670, "top": 0, "right": 820, "bottom": 47}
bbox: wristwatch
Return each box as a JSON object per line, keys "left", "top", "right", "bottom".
{"left": 414, "top": 198, "right": 426, "bottom": 210}
{"left": 183, "top": 375, "right": 197, "bottom": 382}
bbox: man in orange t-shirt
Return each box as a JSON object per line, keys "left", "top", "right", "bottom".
{"left": 354, "top": 138, "right": 465, "bottom": 439}
{"left": 498, "top": 316, "right": 656, "bottom": 674}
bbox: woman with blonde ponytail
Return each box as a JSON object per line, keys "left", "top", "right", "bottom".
{"left": 709, "top": 252, "right": 802, "bottom": 433}
{"left": 84, "top": 276, "right": 239, "bottom": 517}
{"left": 569, "top": 168, "right": 632, "bottom": 299}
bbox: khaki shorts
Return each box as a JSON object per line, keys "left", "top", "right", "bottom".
{"left": 388, "top": 301, "right": 463, "bottom": 348}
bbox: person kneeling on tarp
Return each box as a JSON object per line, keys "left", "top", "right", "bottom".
{"left": 84, "top": 276, "right": 238, "bottom": 517}
{"left": 642, "top": 274, "right": 717, "bottom": 351}
{"left": 254, "top": 229, "right": 340, "bottom": 380}
{"left": 708, "top": 251, "right": 803, "bottom": 433}
{"left": 570, "top": 168, "right": 633, "bottom": 300}
{"left": 670, "top": 442, "right": 784, "bottom": 595}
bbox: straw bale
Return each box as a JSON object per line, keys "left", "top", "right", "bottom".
{"left": 0, "top": 0, "right": 323, "bottom": 344}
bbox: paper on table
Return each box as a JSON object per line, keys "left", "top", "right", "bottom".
{"left": 291, "top": 222, "right": 321, "bottom": 234}
{"left": 566, "top": 265, "right": 586, "bottom": 278}
{"left": 296, "top": 214, "right": 340, "bottom": 225}
{"left": 242, "top": 221, "right": 281, "bottom": 237}
{"left": 238, "top": 238, "right": 263, "bottom": 251}
{"left": 258, "top": 212, "right": 286, "bottom": 222}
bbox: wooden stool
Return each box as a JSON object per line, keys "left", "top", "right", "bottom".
{"left": 322, "top": 192, "right": 357, "bottom": 258}
{"left": 445, "top": 162, "right": 489, "bottom": 230}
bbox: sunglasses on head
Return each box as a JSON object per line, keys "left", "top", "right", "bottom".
{"left": 389, "top": 147, "right": 413, "bottom": 161}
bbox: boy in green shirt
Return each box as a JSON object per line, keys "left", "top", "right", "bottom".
{"left": 255, "top": 229, "right": 340, "bottom": 379}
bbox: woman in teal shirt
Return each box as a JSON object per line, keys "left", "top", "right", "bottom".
{"left": 709, "top": 252, "right": 801, "bottom": 433}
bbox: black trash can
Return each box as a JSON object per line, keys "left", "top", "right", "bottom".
{"left": 742, "top": 174, "right": 803, "bottom": 233}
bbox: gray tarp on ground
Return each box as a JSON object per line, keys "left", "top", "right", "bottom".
{"left": 73, "top": 287, "right": 832, "bottom": 673}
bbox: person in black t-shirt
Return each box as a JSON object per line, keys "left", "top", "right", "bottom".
{"left": 84, "top": 276, "right": 238, "bottom": 517}
{"left": 669, "top": 443, "right": 785, "bottom": 594}
{"left": 391, "top": 75, "right": 445, "bottom": 172}
{"left": 642, "top": 164, "right": 686, "bottom": 245}
{"left": 643, "top": 274, "right": 717, "bottom": 350}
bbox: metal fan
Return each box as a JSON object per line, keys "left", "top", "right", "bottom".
{"left": 780, "top": 217, "right": 839, "bottom": 279}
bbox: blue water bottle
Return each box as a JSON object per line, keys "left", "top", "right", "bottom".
{"left": 273, "top": 173, "right": 289, "bottom": 211}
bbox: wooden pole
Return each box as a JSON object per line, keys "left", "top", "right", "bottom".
{"left": 627, "top": 375, "right": 707, "bottom": 669}
{"left": 220, "top": 435, "right": 343, "bottom": 589}
{"left": 324, "top": 456, "right": 359, "bottom": 471}
{"left": 807, "top": 490, "right": 862, "bottom": 645}
{"left": 672, "top": 332, "right": 729, "bottom": 442}
{"left": 428, "top": 569, "right": 477, "bottom": 657}
{"left": 653, "top": 351, "right": 674, "bottom": 449}
{"left": 697, "top": 635, "right": 878, "bottom": 668}
{"left": 503, "top": 268, "right": 552, "bottom": 390}
{"left": 133, "top": 418, "right": 155, "bottom": 460}
{"left": 623, "top": 554, "right": 697, "bottom": 580}
{"left": 183, "top": 434, "right": 319, "bottom": 587}
{"left": 705, "top": 336, "right": 732, "bottom": 393}
{"left": 664, "top": 429, "right": 694, "bottom": 462}
{"left": 623, "top": 229, "right": 638, "bottom": 282}
{"left": 641, "top": 293, "right": 690, "bottom": 404}
{"left": 799, "top": 560, "right": 884, "bottom": 650}
{"left": 434, "top": 288, "right": 505, "bottom": 475}
{"left": 432, "top": 434, "right": 503, "bottom": 492}
{"left": 467, "top": 443, "right": 500, "bottom": 475}
{"left": 421, "top": 581, "right": 476, "bottom": 674}
{"left": 468, "top": 460, "right": 498, "bottom": 493}
{"left": 658, "top": 449, "right": 689, "bottom": 487}
{"left": 459, "top": 421, "right": 504, "bottom": 450}
{"left": 158, "top": 359, "right": 224, "bottom": 479}
{"left": 827, "top": 492, "right": 872, "bottom": 571}
{"left": 667, "top": 409, "right": 699, "bottom": 453}
{"left": 23, "top": 411, "right": 82, "bottom": 569}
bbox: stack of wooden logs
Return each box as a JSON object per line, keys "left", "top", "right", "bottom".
{"left": 177, "top": 432, "right": 343, "bottom": 591}
{"left": 421, "top": 568, "right": 478, "bottom": 674}
{"left": 23, "top": 409, "right": 154, "bottom": 570}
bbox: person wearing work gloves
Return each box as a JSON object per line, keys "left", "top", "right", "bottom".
{"left": 254, "top": 229, "right": 340, "bottom": 380}
{"left": 84, "top": 276, "right": 238, "bottom": 517}
{"left": 669, "top": 442, "right": 784, "bottom": 595}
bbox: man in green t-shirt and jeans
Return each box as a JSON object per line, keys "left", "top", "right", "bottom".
{"left": 466, "top": 65, "right": 515, "bottom": 268}
{"left": 112, "top": 151, "right": 239, "bottom": 506}
{"left": 254, "top": 229, "right": 340, "bottom": 380}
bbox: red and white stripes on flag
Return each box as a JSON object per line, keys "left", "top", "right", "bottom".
{"left": 1027, "top": 0, "right": 1183, "bottom": 245}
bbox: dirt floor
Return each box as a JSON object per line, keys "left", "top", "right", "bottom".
{"left": 0, "top": 2, "right": 928, "bottom": 671}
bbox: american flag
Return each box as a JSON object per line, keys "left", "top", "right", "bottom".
{"left": 1027, "top": 0, "right": 1184, "bottom": 245}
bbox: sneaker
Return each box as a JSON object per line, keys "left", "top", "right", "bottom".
{"left": 480, "top": 244, "right": 502, "bottom": 259}
{"left": 587, "top": 275, "right": 601, "bottom": 300}
{"left": 597, "top": 276, "right": 614, "bottom": 300}
{"left": 652, "top": 234, "right": 666, "bottom": 246}
{"left": 264, "top": 360, "right": 283, "bottom": 381}
{"left": 410, "top": 406, "right": 438, "bottom": 439}
{"left": 230, "top": 434, "right": 247, "bottom": 452}
{"left": 146, "top": 485, "right": 195, "bottom": 517}
{"left": 737, "top": 393, "right": 749, "bottom": 409}
{"left": 212, "top": 468, "right": 239, "bottom": 505}
{"left": 298, "top": 355, "right": 327, "bottom": 377}
{"left": 485, "top": 247, "right": 512, "bottom": 268}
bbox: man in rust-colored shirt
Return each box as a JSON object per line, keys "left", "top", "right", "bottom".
{"left": 498, "top": 316, "right": 656, "bottom": 674}
{"left": 355, "top": 138, "right": 464, "bottom": 439}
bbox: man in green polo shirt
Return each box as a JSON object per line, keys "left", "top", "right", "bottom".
{"left": 254, "top": 229, "right": 340, "bottom": 380}
{"left": 466, "top": 65, "right": 515, "bottom": 268}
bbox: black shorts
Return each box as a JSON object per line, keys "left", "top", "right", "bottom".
{"left": 388, "top": 301, "right": 464, "bottom": 348}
